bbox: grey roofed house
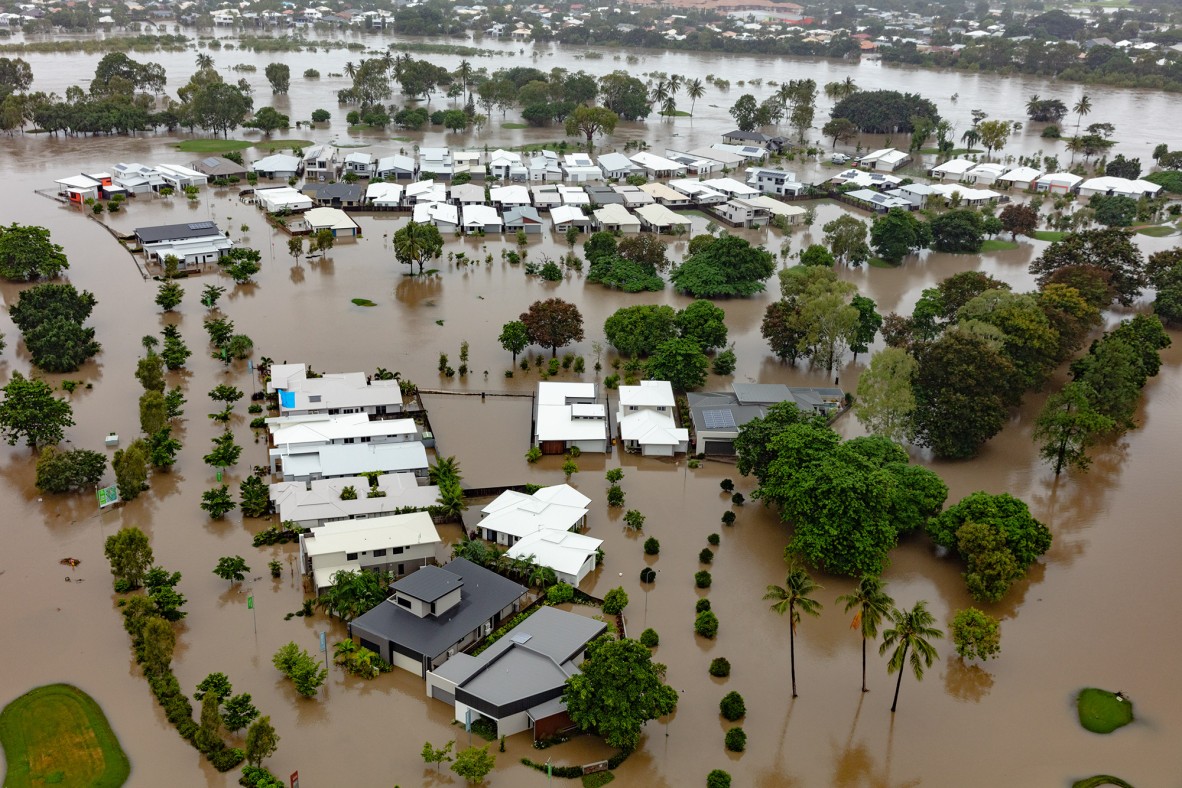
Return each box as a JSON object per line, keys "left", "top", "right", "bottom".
{"left": 350, "top": 558, "right": 527, "bottom": 677}
{"left": 585, "top": 185, "right": 624, "bottom": 205}
{"left": 503, "top": 206, "right": 544, "bottom": 234}
{"left": 302, "top": 181, "right": 365, "bottom": 207}
{"left": 134, "top": 221, "right": 223, "bottom": 245}
{"left": 722, "top": 129, "right": 768, "bottom": 144}
{"left": 426, "top": 606, "right": 606, "bottom": 738}
{"left": 687, "top": 383, "right": 845, "bottom": 455}
{"left": 190, "top": 156, "right": 248, "bottom": 178}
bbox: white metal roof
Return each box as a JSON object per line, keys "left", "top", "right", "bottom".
{"left": 279, "top": 441, "right": 429, "bottom": 478}
{"left": 269, "top": 413, "right": 415, "bottom": 445}
{"left": 593, "top": 203, "right": 641, "bottom": 229}
{"left": 635, "top": 203, "right": 692, "bottom": 228}
{"left": 997, "top": 166, "right": 1042, "bottom": 184}
{"left": 490, "top": 185, "right": 531, "bottom": 204}
{"left": 550, "top": 205, "right": 588, "bottom": 225}
{"left": 414, "top": 201, "right": 459, "bottom": 225}
{"left": 462, "top": 204, "right": 502, "bottom": 228}
{"left": 506, "top": 530, "right": 603, "bottom": 578}
{"left": 302, "top": 511, "right": 441, "bottom": 559}
{"left": 304, "top": 207, "right": 359, "bottom": 232}
{"left": 366, "top": 182, "right": 403, "bottom": 205}
{"left": 618, "top": 379, "right": 675, "bottom": 408}
{"left": 930, "top": 158, "right": 976, "bottom": 176}
{"left": 270, "top": 473, "right": 440, "bottom": 524}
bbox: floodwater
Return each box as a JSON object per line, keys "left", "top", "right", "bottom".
{"left": 0, "top": 33, "right": 1181, "bottom": 788}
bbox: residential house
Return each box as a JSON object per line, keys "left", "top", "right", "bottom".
{"left": 550, "top": 205, "right": 592, "bottom": 232}
{"left": 303, "top": 207, "right": 361, "bottom": 238}
{"left": 721, "top": 130, "right": 768, "bottom": 144}
{"left": 927, "top": 183, "right": 1001, "bottom": 207}
{"left": 635, "top": 203, "right": 693, "bottom": 233}
{"left": 419, "top": 148, "right": 453, "bottom": 178}
{"left": 490, "top": 149, "right": 526, "bottom": 181}
{"left": 593, "top": 203, "right": 641, "bottom": 233}
{"left": 413, "top": 201, "right": 460, "bottom": 233}
{"left": 630, "top": 151, "right": 687, "bottom": 179}
{"left": 505, "top": 531, "right": 603, "bottom": 588}
{"left": 1035, "top": 172, "right": 1083, "bottom": 194}
{"left": 687, "top": 146, "right": 746, "bottom": 170}
{"left": 268, "top": 363, "right": 404, "bottom": 418}
{"left": 701, "top": 177, "right": 759, "bottom": 199}
{"left": 844, "top": 188, "right": 914, "bottom": 213}
{"left": 886, "top": 183, "right": 934, "bottom": 209}
{"left": 477, "top": 484, "right": 591, "bottom": 546}
{"left": 405, "top": 180, "right": 448, "bottom": 205}
{"left": 585, "top": 185, "right": 625, "bottom": 205}
{"left": 112, "top": 163, "right": 166, "bottom": 194}
{"left": 424, "top": 607, "right": 606, "bottom": 739}
{"left": 929, "top": 158, "right": 975, "bottom": 181}
{"left": 490, "top": 185, "right": 531, "bottom": 211}
{"left": 562, "top": 153, "right": 602, "bottom": 183}
{"left": 558, "top": 185, "right": 590, "bottom": 206}
{"left": 349, "top": 558, "right": 527, "bottom": 676}
{"left": 612, "top": 185, "right": 655, "bottom": 207}
{"left": 272, "top": 439, "right": 430, "bottom": 483}
{"left": 746, "top": 167, "right": 806, "bottom": 197}
{"left": 616, "top": 380, "right": 689, "bottom": 456}
{"left": 1079, "top": 176, "right": 1162, "bottom": 199}
{"left": 503, "top": 206, "right": 545, "bottom": 235}
{"left": 535, "top": 382, "right": 608, "bottom": 454}
{"left": 303, "top": 145, "right": 340, "bottom": 182}
{"left": 638, "top": 182, "right": 692, "bottom": 206}
{"left": 134, "top": 221, "right": 231, "bottom": 268}
{"left": 299, "top": 511, "right": 443, "bottom": 591}
{"left": 342, "top": 152, "right": 375, "bottom": 178}
{"left": 664, "top": 149, "right": 720, "bottom": 175}
{"left": 832, "top": 169, "right": 903, "bottom": 190}
{"left": 462, "top": 204, "right": 504, "bottom": 234}
{"left": 270, "top": 473, "right": 441, "bottom": 530}
{"left": 962, "top": 162, "right": 1007, "bottom": 185}
{"left": 751, "top": 195, "right": 806, "bottom": 224}
{"left": 366, "top": 182, "right": 404, "bottom": 208}
{"left": 669, "top": 179, "right": 727, "bottom": 205}
{"left": 55, "top": 175, "right": 101, "bottom": 204}
{"left": 449, "top": 183, "right": 487, "bottom": 206}
{"left": 528, "top": 152, "right": 562, "bottom": 182}
{"left": 251, "top": 154, "right": 302, "bottom": 180}
{"left": 857, "top": 148, "right": 912, "bottom": 172}
{"left": 995, "top": 166, "right": 1042, "bottom": 191}
{"left": 303, "top": 182, "right": 365, "bottom": 208}
{"left": 710, "top": 143, "right": 768, "bottom": 163}
{"left": 154, "top": 164, "right": 209, "bottom": 189}
{"left": 597, "top": 152, "right": 637, "bottom": 180}
{"left": 715, "top": 197, "right": 770, "bottom": 227}
{"left": 453, "top": 151, "right": 483, "bottom": 178}
{"left": 190, "top": 156, "right": 248, "bottom": 180}
{"left": 375, "top": 154, "right": 416, "bottom": 181}
{"left": 255, "top": 186, "right": 313, "bottom": 213}
{"left": 687, "top": 383, "right": 844, "bottom": 454}
{"left": 531, "top": 185, "right": 562, "bottom": 210}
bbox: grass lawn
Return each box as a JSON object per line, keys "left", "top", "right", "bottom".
{"left": 1033, "top": 230, "right": 1067, "bottom": 242}
{"left": 867, "top": 257, "right": 898, "bottom": 268}
{"left": 501, "top": 122, "right": 528, "bottom": 129}
{"left": 918, "top": 147, "right": 982, "bottom": 155}
{"left": 583, "top": 771, "right": 616, "bottom": 787}
{"left": 1136, "top": 225, "right": 1176, "bottom": 237}
{"left": 0, "top": 684, "right": 130, "bottom": 788}
{"left": 980, "top": 239, "right": 1020, "bottom": 252}
{"left": 255, "top": 139, "right": 313, "bottom": 152}
{"left": 174, "top": 139, "right": 252, "bottom": 153}
{"left": 1072, "top": 776, "right": 1135, "bottom": 788}
{"left": 658, "top": 110, "right": 691, "bottom": 117}
{"left": 1077, "top": 688, "right": 1134, "bottom": 734}
{"left": 351, "top": 297, "right": 377, "bottom": 307}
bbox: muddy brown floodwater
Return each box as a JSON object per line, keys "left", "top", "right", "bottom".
{"left": 0, "top": 38, "right": 1181, "bottom": 788}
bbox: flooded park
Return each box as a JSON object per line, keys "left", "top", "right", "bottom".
{"left": 0, "top": 26, "right": 1180, "bottom": 787}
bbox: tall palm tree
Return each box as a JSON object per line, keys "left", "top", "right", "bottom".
{"left": 837, "top": 576, "right": 895, "bottom": 693}
{"left": 195, "top": 53, "right": 214, "bottom": 70}
{"left": 661, "top": 96, "right": 677, "bottom": 118}
{"left": 841, "top": 76, "right": 858, "bottom": 97}
{"left": 1070, "top": 94, "right": 1092, "bottom": 164}
{"left": 456, "top": 59, "right": 474, "bottom": 105}
{"left": 668, "top": 74, "right": 683, "bottom": 95}
{"left": 764, "top": 564, "right": 823, "bottom": 698}
{"left": 961, "top": 127, "right": 981, "bottom": 151}
{"left": 651, "top": 79, "right": 670, "bottom": 106}
{"left": 686, "top": 78, "right": 705, "bottom": 116}
{"left": 344, "top": 61, "right": 357, "bottom": 80}
{"left": 429, "top": 455, "right": 462, "bottom": 485}
{"left": 879, "top": 600, "right": 943, "bottom": 713}
{"left": 1025, "top": 93, "right": 1041, "bottom": 118}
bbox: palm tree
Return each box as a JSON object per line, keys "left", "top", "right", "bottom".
{"left": 456, "top": 59, "right": 474, "bottom": 105}
{"left": 961, "top": 127, "right": 981, "bottom": 151}
{"left": 1070, "top": 94, "right": 1092, "bottom": 164}
{"left": 651, "top": 79, "right": 670, "bottom": 106}
{"left": 764, "top": 564, "right": 823, "bottom": 698}
{"left": 686, "top": 78, "right": 705, "bottom": 116}
{"left": 669, "top": 74, "right": 683, "bottom": 95}
{"left": 837, "top": 576, "right": 895, "bottom": 693}
{"left": 429, "top": 455, "right": 462, "bottom": 485}
{"left": 196, "top": 53, "right": 214, "bottom": 70}
{"left": 343, "top": 61, "right": 357, "bottom": 80}
{"left": 879, "top": 600, "right": 943, "bottom": 713}
{"left": 1025, "top": 93, "right": 1041, "bottom": 118}
{"left": 661, "top": 96, "right": 677, "bottom": 118}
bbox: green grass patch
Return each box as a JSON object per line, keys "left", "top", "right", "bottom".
{"left": 1077, "top": 688, "right": 1134, "bottom": 734}
{"left": 174, "top": 138, "right": 252, "bottom": 153}
{"left": 867, "top": 257, "right": 898, "bottom": 268}
{"left": 0, "top": 684, "right": 130, "bottom": 788}
{"left": 254, "top": 139, "right": 313, "bottom": 152}
{"left": 1136, "top": 225, "right": 1175, "bottom": 237}
{"left": 979, "top": 239, "right": 1020, "bottom": 252}
{"left": 502, "top": 122, "right": 528, "bottom": 129}
{"left": 1072, "top": 776, "right": 1135, "bottom": 788}
{"left": 659, "top": 110, "right": 691, "bottom": 117}
{"left": 1032, "top": 230, "right": 1067, "bottom": 242}
{"left": 351, "top": 298, "right": 377, "bottom": 307}
{"left": 583, "top": 772, "right": 616, "bottom": 787}
{"left": 918, "top": 147, "right": 982, "bottom": 155}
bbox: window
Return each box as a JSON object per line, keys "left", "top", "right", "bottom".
{"left": 308, "top": 395, "right": 322, "bottom": 403}
{"left": 657, "top": 406, "right": 667, "bottom": 411}
{"left": 346, "top": 552, "right": 358, "bottom": 561}
{"left": 396, "top": 596, "right": 412, "bottom": 609}
{"left": 373, "top": 549, "right": 386, "bottom": 557}
{"left": 391, "top": 546, "right": 404, "bottom": 555}
{"left": 344, "top": 437, "right": 355, "bottom": 444}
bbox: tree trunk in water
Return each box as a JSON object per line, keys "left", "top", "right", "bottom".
{"left": 1054, "top": 438, "right": 1066, "bottom": 476}
{"left": 790, "top": 604, "right": 797, "bottom": 698}
{"left": 890, "top": 643, "right": 909, "bottom": 713}
{"left": 861, "top": 635, "right": 868, "bottom": 693}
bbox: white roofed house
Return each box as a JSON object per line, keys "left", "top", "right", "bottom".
{"left": 927, "top": 183, "right": 1001, "bottom": 207}
{"left": 593, "top": 203, "right": 641, "bottom": 233}
{"left": 710, "top": 143, "right": 768, "bottom": 163}
{"left": 598, "top": 152, "right": 638, "bottom": 181}
{"left": 270, "top": 472, "right": 441, "bottom": 530}
{"left": 490, "top": 185, "right": 531, "bottom": 211}
{"left": 638, "top": 182, "right": 690, "bottom": 207}
{"left": 503, "top": 206, "right": 545, "bottom": 235}
{"left": 302, "top": 207, "right": 361, "bottom": 238}
{"left": 405, "top": 179, "right": 448, "bottom": 205}
{"left": 366, "top": 182, "right": 404, "bottom": 208}
{"left": 664, "top": 149, "right": 721, "bottom": 175}
{"left": 154, "top": 164, "right": 209, "bottom": 189}
{"left": 996, "top": 166, "right": 1042, "bottom": 191}
{"left": 668, "top": 179, "right": 727, "bottom": 205}
{"left": 962, "top": 162, "right": 1007, "bottom": 185}
{"left": 54, "top": 175, "right": 101, "bottom": 204}
{"left": 375, "top": 154, "right": 416, "bottom": 181}
{"left": 701, "top": 177, "right": 760, "bottom": 199}
{"left": 419, "top": 147, "right": 453, "bottom": 178}
{"left": 527, "top": 152, "right": 562, "bottom": 183}
{"left": 134, "top": 221, "right": 232, "bottom": 268}
{"left": 251, "top": 154, "right": 302, "bottom": 180}
{"left": 612, "top": 185, "right": 655, "bottom": 207}
{"left": 478, "top": 484, "right": 592, "bottom": 546}
{"left": 449, "top": 183, "right": 487, "bottom": 206}
{"left": 630, "top": 151, "right": 688, "bottom": 179}
{"left": 342, "top": 151, "right": 375, "bottom": 178}
{"left": 558, "top": 185, "right": 590, "bottom": 206}
{"left": 507, "top": 530, "right": 603, "bottom": 587}
{"left": 550, "top": 205, "right": 592, "bottom": 233}
{"left": 715, "top": 197, "right": 771, "bottom": 228}
{"left": 688, "top": 146, "right": 746, "bottom": 169}
{"left": 535, "top": 382, "right": 608, "bottom": 455}
{"left": 616, "top": 380, "right": 689, "bottom": 457}
{"left": 303, "top": 144, "right": 339, "bottom": 181}
{"left": 413, "top": 201, "right": 460, "bottom": 233}
{"left": 298, "top": 511, "right": 443, "bottom": 592}
{"left": 562, "top": 153, "right": 603, "bottom": 183}
{"left": 746, "top": 167, "right": 806, "bottom": 197}
{"left": 268, "top": 363, "right": 405, "bottom": 418}
{"left": 267, "top": 411, "right": 421, "bottom": 471}
{"left": 461, "top": 204, "right": 503, "bottom": 234}
{"left": 1035, "top": 172, "right": 1083, "bottom": 194}
{"left": 1078, "top": 176, "right": 1162, "bottom": 199}
{"left": 844, "top": 188, "right": 914, "bottom": 213}
{"left": 255, "top": 186, "right": 313, "bottom": 213}
{"left": 928, "top": 158, "right": 975, "bottom": 181}
{"left": 531, "top": 186, "right": 562, "bottom": 210}
{"left": 489, "top": 149, "right": 526, "bottom": 181}
{"left": 832, "top": 169, "right": 902, "bottom": 190}
{"left": 113, "top": 163, "right": 167, "bottom": 194}
{"left": 635, "top": 203, "right": 693, "bottom": 233}
{"left": 857, "top": 147, "right": 912, "bottom": 172}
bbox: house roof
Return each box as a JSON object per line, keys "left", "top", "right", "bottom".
{"left": 965, "top": 162, "right": 1007, "bottom": 178}
{"left": 597, "top": 152, "right": 635, "bottom": 172}
{"left": 1037, "top": 172, "right": 1083, "bottom": 187}
{"left": 268, "top": 413, "right": 416, "bottom": 445}
{"left": 490, "top": 185, "right": 531, "bottom": 204}
{"left": 413, "top": 201, "right": 459, "bottom": 225}
{"left": 506, "top": 530, "right": 603, "bottom": 578}
{"left": 688, "top": 384, "right": 844, "bottom": 434}
{"left": 190, "top": 156, "right": 247, "bottom": 176}
{"left": 593, "top": 203, "right": 640, "bottom": 228}
{"left": 268, "top": 364, "right": 404, "bottom": 412}
{"left": 479, "top": 484, "right": 590, "bottom": 540}
{"left": 462, "top": 204, "right": 502, "bottom": 227}
{"left": 278, "top": 441, "right": 429, "bottom": 479}
{"left": 859, "top": 147, "right": 909, "bottom": 165}
{"left": 450, "top": 183, "right": 486, "bottom": 202}
{"left": 689, "top": 146, "right": 746, "bottom": 165}
{"left": 134, "top": 221, "right": 223, "bottom": 244}
{"left": 630, "top": 151, "right": 686, "bottom": 172}
{"left": 366, "top": 182, "right": 404, "bottom": 205}
{"left": 503, "top": 206, "right": 543, "bottom": 225}
{"left": 351, "top": 558, "right": 526, "bottom": 659}
{"left": 255, "top": 186, "right": 313, "bottom": 210}
{"left": 270, "top": 473, "right": 440, "bottom": 524}
{"left": 637, "top": 182, "right": 686, "bottom": 202}
{"left": 635, "top": 203, "right": 692, "bottom": 227}
{"left": 393, "top": 563, "right": 464, "bottom": 603}
{"left": 301, "top": 511, "right": 441, "bottom": 560}
{"left": 617, "top": 408, "right": 689, "bottom": 446}
{"left": 722, "top": 129, "right": 768, "bottom": 142}
{"left": 376, "top": 154, "right": 416, "bottom": 173}
{"left": 928, "top": 184, "right": 1000, "bottom": 201}
{"left": 305, "top": 207, "right": 359, "bottom": 232}
{"left": 618, "top": 379, "right": 675, "bottom": 408}
{"left": 550, "top": 205, "right": 588, "bottom": 224}
{"left": 701, "top": 177, "right": 759, "bottom": 197}
{"left": 930, "top": 158, "right": 976, "bottom": 176}
{"left": 751, "top": 195, "right": 806, "bottom": 217}
{"left": 846, "top": 188, "right": 913, "bottom": 209}
{"left": 833, "top": 169, "right": 902, "bottom": 189}
{"left": 997, "top": 166, "right": 1042, "bottom": 183}
{"left": 251, "top": 154, "right": 302, "bottom": 173}
{"left": 1080, "top": 176, "right": 1162, "bottom": 195}
{"left": 304, "top": 182, "right": 364, "bottom": 202}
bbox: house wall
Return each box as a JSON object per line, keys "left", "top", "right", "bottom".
{"left": 425, "top": 670, "right": 459, "bottom": 705}
{"left": 694, "top": 428, "right": 739, "bottom": 455}
{"left": 571, "top": 439, "right": 607, "bottom": 454}
{"left": 642, "top": 442, "right": 675, "bottom": 458}
{"left": 532, "top": 710, "right": 574, "bottom": 742}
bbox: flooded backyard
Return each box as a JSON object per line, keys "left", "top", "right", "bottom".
{"left": 0, "top": 34, "right": 1180, "bottom": 787}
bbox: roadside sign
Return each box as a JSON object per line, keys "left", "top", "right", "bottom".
{"left": 290, "top": 771, "right": 299, "bottom": 788}
{"left": 247, "top": 595, "right": 254, "bottom": 610}
{"left": 97, "top": 484, "right": 119, "bottom": 508}
{"left": 319, "top": 631, "right": 327, "bottom": 652}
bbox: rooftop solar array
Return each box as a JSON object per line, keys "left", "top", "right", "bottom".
{"left": 702, "top": 409, "right": 737, "bottom": 429}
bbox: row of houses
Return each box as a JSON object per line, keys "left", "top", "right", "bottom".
{"left": 929, "top": 160, "right": 1163, "bottom": 198}
{"left": 54, "top": 162, "right": 210, "bottom": 203}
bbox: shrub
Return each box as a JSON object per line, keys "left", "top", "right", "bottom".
{"left": 720, "top": 479, "right": 734, "bottom": 492}
{"left": 607, "top": 484, "right": 625, "bottom": 507}
{"left": 708, "top": 657, "right": 731, "bottom": 677}
{"left": 640, "top": 567, "right": 656, "bottom": 583}
{"left": 695, "top": 610, "right": 719, "bottom": 639}
{"left": 721, "top": 511, "right": 736, "bottom": 526}
{"left": 707, "top": 770, "right": 732, "bottom": 788}
{"left": 623, "top": 509, "right": 645, "bottom": 530}
{"left": 695, "top": 570, "right": 712, "bottom": 588}
{"left": 707, "top": 533, "right": 720, "bottom": 546}
{"left": 699, "top": 548, "right": 714, "bottom": 564}
{"left": 640, "top": 628, "right": 660, "bottom": 647}
{"left": 602, "top": 587, "right": 628, "bottom": 615}
{"left": 719, "top": 691, "right": 746, "bottom": 721}
{"left": 525, "top": 445, "right": 542, "bottom": 463}
{"left": 724, "top": 727, "right": 746, "bottom": 752}
{"left": 696, "top": 598, "right": 712, "bottom": 613}
{"left": 210, "top": 747, "right": 245, "bottom": 772}
{"left": 643, "top": 537, "right": 660, "bottom": 555}
{"left": 113, "top": 578, "right": 132, "bottom": 593}
{"left": 731, "top": 493, "right": 744, "bottom": 505}
{"left": 605, "top": 468, "right": 624, "bottom": 483}
{"left": 547, "top": 582, "right": 575, "bottom": 604}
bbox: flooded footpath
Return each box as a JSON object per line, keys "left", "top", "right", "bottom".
{"left": 0, "top": 43, "right": 1180, "bottom": 786}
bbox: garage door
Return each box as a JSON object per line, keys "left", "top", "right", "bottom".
{"left": 540, "top": 440, "right": 566, "bottom": 455}
{"left": 704, "top": 439, "right": 735, "bottom": 455}
{"left": 431, "top": 686, "right": 455, "bottom": 705}
{"left": 359, "top": 637, "right": 381, "bottom": 655}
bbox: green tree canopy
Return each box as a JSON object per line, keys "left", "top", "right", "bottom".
{"left": 676, "top": 300, "right": 728, "bottom": 352}
{"left": 104, "top": 526, "right": 154, "bottom": 589}
{"left": 870, "top": 208, "right": 931, "bottom": 265}
{"left": 35, "top": 446, "right": 105, "bottom": 493}
{"left": 928, "top": 490, "right": 1051, "bottom": 572}
{"left": 645, "top": 337, "right": 710, "bottom": 391}
{"left": 929, "top": 209, "right": 985, "bottom": 253}
{"left": 393, "top": 220, "right": 444, "bottom": 275}
{"left": 0, "top": 372, "right": 74, "bottom": 447}
{"left": 520, "top": 298, "right": 585, "bottom": 357}
{"left": 603, "top": 304, "right": 677, "bottom": 357}
{"left": 951, "top": 608, "right": 1001, "bottom": 661}
{"left": 0, "top": 223, "right": 69, "bottom": 281}
{"left": 1029, "top": 228, "right": 1145, "bottom": 306}
{"left": 854, "top": 347, "right": 917, "bottom": 444}
{"left": 830, "top": 90, "right": 940, "bottom": 133}
{"left": 670, "top": 236, "right": 776, "bottom": 298}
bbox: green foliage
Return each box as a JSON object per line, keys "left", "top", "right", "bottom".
{"left": 451, "top": 744, "right": 496, "bottom": 784}
{"left": 699, "top": 548, "right": 714, "bottom": 564}
{"left": 525, "top": 445, "right": 542, "bottom": 463}
{"left": 148, "top": 426, "right": 181, "bottom": 470}
{"left": 800, "top": 243, "right": 835, "bottom": 267}
{"left": 547, "top": 582, "right": 575, "bottom": 605}
{"left": 719, "top": 691, "right": 745, "bottom": 721}
{"left": 244, "top": 716, "right": 279, "bottom": 768}
{"left": 0, "top": 223, "right": 70, "bottom": 281}
{"left": 822, "top": 215, "right": 871, "bottom": 266}
{"left": 213, "top": 555, "right": 249, "bottom": 585}
{"left": 603, "top": 304, "right": 677, "bottom": 357}
{"left": 707, "top": 770, "right": 733, "bottom": 788}
{"left": 112, "top": 438, "right": 149, "bottom": 501}
{"left": 607, "top": 484, "right": 625, "bottom": 507}
{"left": 623, "top": 509, "right": 645, "bottom": 530}
{"left": 709, "top": 658, "right": 731, "bottom": 678}
{"left": 676, "top": 300, "right": 728, "bottom": 351}
{"left": 272, "top": 642, "right": 328, "bottom": 697}
{"left": 393, "top": 220, "right": 445, "bottom": 275}
{"left": 707, "top": 532, "right": 720, "bottom": 546}
{"left": 35, "top": 447, "right": 105, "bottom": 493}
{"left": 639, "top": 628, "right": 660, "bottom": 647}
{"left": 643, "top": 537, "right": 660, "bottom": 555}
{"left": 239, "top": 475, "right": 271, "bottom": 517}
{"left": 563, "top": 636, "right": 678, "bottom": 751}
{"left": 722, "top": 511, "right": 736, "bottom": 526}
{"left": 104, "top": 527, "right": 154, "bottom": 589}
{"left": 724, "top": 727, "right": 746, "bottom": 752}
{"left": 155, "top": 281, "right": 184, "bottom": 312}
{"left": 1033, "top": 382, "right": 1116, "bottom": 475}
{"left": 855, "top": 347, "right": 916, "bottom": 443}
{"left": 605, "top": 468, "right": 624, "bottom": 483}
{"left": 646, "top": 337, "right": 709, "bottom": 391}
{"left": 695, "top": 610, "right": 719, "bottom": 638}
{"left": 870, "top": 208, "right": 931, "bottom": 264}
{"left": 421, "top": 740, "right": 455, "bottom": 771}
{"left": 194, "top": 672, "right": 232, "bottom": 703}
{"left": 200, "top": 485, "right": 236, "bottom": 519}
{"left": 950, "top": 608, "right": 1001, "bottom": 661}
{"left": 695, "top": 570, "right": 713, "bottom": 589}
{"left": 879, "top": 600, "right": 943, "bottom": 713}
{"left": 316, "top": 568, "right": 394, "bottom": 622}
{"left": 1029, "top": 228, "right": 1145, "bottom": 306}
{"left": 139, "top": 391, "right": 167, "bottom": 434}
{"left": 830, "top": 90, "right": 940, "bottom": 134}
{"left": 221, "top": 247, "right": 262, "bottom": 283}
{"left": 1076, "top": 689, "right": 1134, "bottom": 735}
{"left": 711, "top": 346, "right": 737, "bottom": 376}
{"left": 670, "top": 236, "right": 776, "bottom": 297}
{"left": 602, "top": 587, "right": 628, "bottom": 615}
{"left": 222, "top": 693, "right": 258, "bottom": 732}
{"left": 1089, "top": 195, "right": 1138, "bottom": 227}
{"left": 696, "top": 598, "right": 712, "bottom": 613}
{"left": 498, "top": 320, "right": 530, "bottom": 362}
{"left": 8, "top": 283, "right": 100, "bottom": 372}
{"left": 930, "top": 209, "right": 985, "bottom": 253}
{"left": 520, "top": 298, "right": 585, "bottom": 357}
{"left": 203, "top": 432, "right": 242, "bottom": 468}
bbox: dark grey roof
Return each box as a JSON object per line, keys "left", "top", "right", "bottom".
{"left": 394, "top": 564, "right": 463, "bottom": 603}
{"left": 134, "top": 222, "right": 222, "bottom": 244}
{"left": 586, "top": 185, "right": 624, "bottom": 204}
{"left": 190, "top": 156, "right": 247, "bottom": 176}
{"left": 305, "top": 182, "right": 365, "bottom": 201}
{"left": 732, "top": 382, "right": 793, "bottom": 405}
{"left": 723, "top": 130, "right": 768, "bottom": 142}
{"left": 351, "top": 558, "right": 526, "bottom": 660}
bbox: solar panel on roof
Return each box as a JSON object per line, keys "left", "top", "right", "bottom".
{"left": 702, "top": 409, "right": 737, "bottom": 429}
{"left": 202, "top": 157, "right": 221, "bottom": 167}
{"left": 188, "top": 221, "right": 214, "bottom": 230}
